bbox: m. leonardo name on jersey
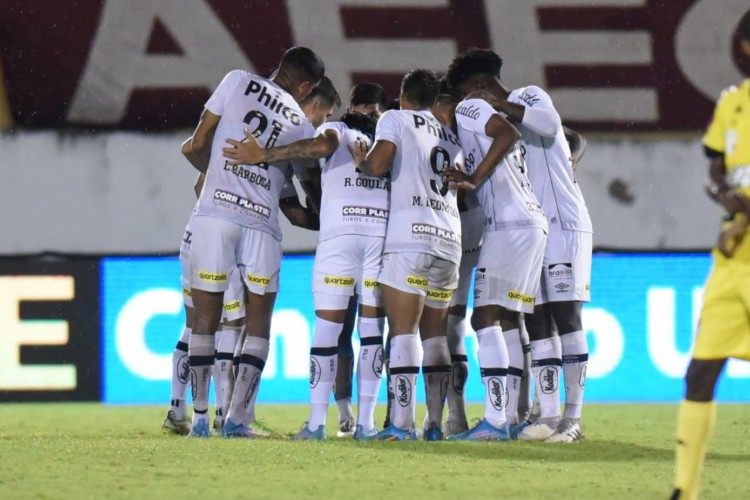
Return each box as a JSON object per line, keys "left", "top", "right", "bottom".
{"left": 213, "top": 189, "right": 271, "bottom": 219}
{"left": 223, "top": 163, "right": 271, "bottom": 190}
{"left": 342, "top": 206, "right": 389, "bottom": 220}
{"left": 411, "top": 196, "right": 459, "bottom": 217}
{"left": 244, "top": 80, "right": 302, "bottom": 126}
{"left": 412, "top": 223, "right": 460, "bottom": 244}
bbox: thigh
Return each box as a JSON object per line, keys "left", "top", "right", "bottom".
{"left": 425, "top": 257, "right": 459, "bottom": 309}
{"left": 189, "top": 216, "right": 238, "bottom": 293}
{"left": 381, "top": 283, "right": 425, "bottom": 335}
{"left": 420, "top": 304, "right": 449, "bottom": 340}
{"left": 244, "top": 291, "right": 278, "bottom": 339}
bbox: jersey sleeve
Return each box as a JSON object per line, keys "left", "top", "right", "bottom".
{"left": 374, "top": 110, "right": 402, "bottom": 145}
{"left": 205, "top": 70, "right": 244, "bottom": 116}
{"left": 315, "top": 121, "right": 342, "bottom": 140}
{"left": 456, "top": 98, "right": 496, "bottom": 134}
{"left": 515, "top": 86, "right": 561, "bottom": 137}
{"left": 703, "top": 93, "right": 728, "bottom": 155}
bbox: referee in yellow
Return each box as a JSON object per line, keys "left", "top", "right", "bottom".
{"left": 672, "top": 10, "right": 750, "bottom": 500}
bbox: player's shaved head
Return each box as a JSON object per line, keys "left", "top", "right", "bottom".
{"left": 278, "top": 46, "right": 325, "bottom": 84}
{"left": 301, "top": 76, "right": 341, "bottom": 109}
{"left": 400, "top": 69, "right": 440, "bottom": 109}
{"left": 445, "top": 48, "right": 503, "bottom": 89}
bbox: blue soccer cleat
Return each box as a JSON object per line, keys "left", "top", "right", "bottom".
{"left": 293, "top": 422, "right": 327, "bottom": 440}
{"left": 353, "top": 425, "right": 379, "bottom": 441}
{"left": 221, "top": 418, "right": 273, "bottom": 439}
{"left": 187, "top": 418, "right": 210, "bottom": 438}
{"left": 375, "top": 424, "right": 418, "bottom": 441}
{"left": 446, "top": 418, "right": 511, "bottom": 441}
{"left": 423, "top": 424, "right": 444, "bottom": 442}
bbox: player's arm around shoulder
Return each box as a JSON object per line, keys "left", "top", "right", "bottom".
{"left": 349, "top": 110, "right": 398, "bottom": 177}
{"left": 181, "top": 108, "right": 220, "bottom": 173}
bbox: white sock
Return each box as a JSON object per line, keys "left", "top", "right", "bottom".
{"left": 356, "top": 316, "right": 384, "bottom": 432}
{"left": 188, "top": 333, "right": 214, "bottom": 423}
{"left": 308, "top": 317, "right": 343, "bottom": 430}
{"left": 476, "top": 326, "right": 508, "bottom": 428}
{"left": 446, "top": 314, "right": 468, "bottom": 424}
{"left": 560, "top": 330, "right": 588, "bottom": 419}
{"left": 503, "top": 328, "right": 523, "bottom": 425}
{"left": 214, "top": 325, "right": 241, "bottom": 421}
{"left": 530, "top": 336, "right": 563, "bottom": 420}
{"left": 518, "top": 321, "right": 533, "bottom": 421}
{"left": 227, "top": 336, "right": 269, "bottom": 426}
{"left": 170, "top": 326, "right": 191, "bottom": 420}
{"left": 389, "top": 333, "right": 420, "bottom": 430}
{"left": 422, "top": 336, "right": 450, "bottom": 430}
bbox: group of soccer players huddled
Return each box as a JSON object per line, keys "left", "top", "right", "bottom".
{"left": 162, "top": 45, "right": 592, "bottom": 442}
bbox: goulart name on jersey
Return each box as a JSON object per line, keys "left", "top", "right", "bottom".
{"left": 196, "top": 70, "right": 315, "bottom": 240}
{"left": 376, "top": 109, "right": 464, "bottom": 264}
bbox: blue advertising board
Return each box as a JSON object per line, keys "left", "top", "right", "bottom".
{"left": 101, "top": 253, "right": 750, "bottom": 404}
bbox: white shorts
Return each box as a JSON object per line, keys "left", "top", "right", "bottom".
{"left": 312, "top": 234, "right": 385, "bottom": 310}
{"left": 180, "top": 223, "right": 193, "bottom": 308}
{"left": 451, "top": 205, "right": 484, "bottom": 308}
{"left": 222, "top": 267, "right": 246, "bottom": 321}
{"left": 537, "top": 228, "right": 592, "bottom": 305}
{"left": 189, "top": 215, "right": 280, "bottom": 295}
{"left": 379, "top": 252, "right": 458, "bottom": 309}
{"left": 474, "top": 228, "right": 546, "bottom": 313}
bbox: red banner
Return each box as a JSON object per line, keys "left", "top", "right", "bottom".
{"left": 1, "top": 0, "right": 748, "bottom": 131}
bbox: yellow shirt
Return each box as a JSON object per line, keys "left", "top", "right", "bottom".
{"left": 703, "top": 79, "right": 750, "bottom": 263}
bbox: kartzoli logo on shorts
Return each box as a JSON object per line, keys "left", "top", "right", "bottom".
{"left": 198, "top": 271, "right": 228, "bottom": 282}
{"left": 323, "top": 275, "right": 355, "bottom": 286}
{"left": 223, "top": 300, "right": 241, "bottom": 312}
{"left": 426, "top": 287, "right": 453, "bottom": 302}
{"left": 364, "top": 279, "right": 379, "bottom": 289}
{"left": 406, "top": 274, "right": 428, "bottom": 289}
{"left": 246, "top": 273, "right": 271, "bottom": 286}
{"left": 507, "top": 290, "right": 535, "bottom": 304}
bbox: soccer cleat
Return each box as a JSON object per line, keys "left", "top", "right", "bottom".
{"left": 423, "top": 424, "right": 444, "bottom": 442}
{"left": 446, "top": 418, "right": 511, "bottom": 441}
{"left": 516, "top": 417, "right": 559, "bottom": 441}
{"left": 337, "top": 417, "right": 356, "bottom": 438}
{"left": 545, "top": 417, "right": 584, "bottom": 443}
{"left": 221, "top": 419, "right": 273, "bottom": 439}
{"left": 375, "top": 424, "right": 418, "bottom": 441}
{"left": 188, "top": 418, "right": 210, "bottom": 438}
{"left": 443, "top": 419, "right": 469, "bottom": 438}
{"left": 293, "top": 422, "right": 327, "bottom": 440}
{"left": 353, "top": 425, "right": 379, "bottom": 441}
{"left": 162, "top": 410, "right": 190, "bottom": 436}
{"left": 212, "top": 417, "right": 224, "bottom": 435}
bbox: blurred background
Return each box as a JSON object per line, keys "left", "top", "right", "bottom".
{"left": 2, "top": 0, "right": 748, "bottom": 404}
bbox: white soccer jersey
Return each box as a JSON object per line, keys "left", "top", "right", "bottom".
{"left": 376, "top": 109, "right": 463, "bottom": 264}
{"left": 508, "top": 86, "right": 592, "bottom": 233}
{"left": 317, "top": 121, "right": 389, "bottom": 241}
{"left": 455, "top": 98, "right": 547, "bottom": 234}
{"left": 196, "top": 70, "right": 315, "bottom": 240}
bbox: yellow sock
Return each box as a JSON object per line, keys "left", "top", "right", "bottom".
{"left": 673, "top": 400, "right": 717, "bottom": 499}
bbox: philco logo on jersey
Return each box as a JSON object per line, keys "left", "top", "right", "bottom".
{"left": 323, "top": 275, "right": 355, "bottom": 287}
{"left": 342, "top": 206, "right": 389, "bottom": 219}
{"left": 406, "top": 274, "right": 428, "bottom": 289}
{"left": 426, "top": 287, "right": 454, "bottom": 303}
{"left": 246, "top": 273, "right": 271, "bottom": 287}
{"left": 364, "top": 279, "right": 379, "bottom": 289}
{"left": 244, "top": 80, "right": 302, "bottom": 126}
{"left": 224, "top": 300, "right": 241, "bottom": 312}
{"left": 411, "top": 223, "right": 460, "bottom": 244}
{"left": 507, "top": 290, "right": 535, "bottom": 305}
{"left": 455, "top": 104, "right": 480, "bottom": 120}
{"left": 214, "top": 190, "right": 271, "bottom": 218}
{"left": 413, "top": 114, "right": 460, "bottom": 146}
{"left": 199, "top": 271, "right": 228, "bottom": 283}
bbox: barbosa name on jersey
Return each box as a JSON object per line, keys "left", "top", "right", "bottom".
{"left": 244, "top": 80, "right": 302, "bottom": 126}
{"left": 223, "top": 163, "right": 272, "bottom": 190}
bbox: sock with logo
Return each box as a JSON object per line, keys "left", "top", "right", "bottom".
{"left": 674, "top": 400, "right": 717, "bottom": 499}
{"left": 503, "top": 328, "right": 524, "bottom": 425}
{"left": 389, "top": 333, "right": 420, "bottom": 430}
{"left": 188, "top": 333, "right": 214, "bottom": 425}
{"left": 307, "top": 317, "right": 343, "bottom": 431}
{"left": 356, "top": 316, "right": 385, "bottom": 432}
{"left": 530, "top": 336, "right": 563, "bottom": 420}
{"left": 422, "top": 336, "right": 451, "bottom": 431}
{"left": 170, "top": 326, "right": 191, "bottom": 421}
{"left": 476, "top": 326, "right": 509, "bottom": 428}
{"left": 560, "top": 329, "right": 588, "bottom": 419}
{"left": 227, "top": 335, "right": 269, "bottom": 426}
{"left": 446, "top": 314, "right": 469, "bottom": 425}
{"left": 214, "top": 325, "right": 241, "bottom": 424}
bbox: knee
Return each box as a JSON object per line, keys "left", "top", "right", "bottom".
{"left": 684, "top": 360, "right": 723, "bottom": 402}
{"left": 549, "top": 302, "right": 582, "bottom": 334}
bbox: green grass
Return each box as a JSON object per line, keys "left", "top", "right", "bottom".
{"left": 0, "top": 404, "right": 748, "bottom": 499}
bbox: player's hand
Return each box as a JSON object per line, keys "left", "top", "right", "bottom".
{"left": 442, "top": 165, "right": 477, "bottom": 191}
{"left": 223, "top": 129, "right": 264, "bottom": 165}
{"left": 347, "top": 139, "right": 368, "bottom": 169}
{"left": 717, "top": 218, "right": 749, "bottom": 258}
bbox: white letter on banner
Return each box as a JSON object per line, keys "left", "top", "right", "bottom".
{"left": 115, "top": 288, "right": 181, "bottom": 380}
{"left": 581, "top": 308, "right": 624, "bottom": 378}
{"left": 647, "top": 287, "right": 692, "bottom": 378}
{"left": 267, "top": 310, "right": 311, "bottom": 379}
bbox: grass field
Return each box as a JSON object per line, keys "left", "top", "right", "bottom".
{"left": 0, "top": 403, "right": 748, "bottom": 499}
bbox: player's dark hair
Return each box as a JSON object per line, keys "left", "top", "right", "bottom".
{"left": 740, "top": 10, "right": 750, "bottom": 41}
{"left": 437, "top": 76, "right": 461, "bottom": 102}
{"left": 350, "top": 82, "right": 388, "bottom": 109}
{"left": 341, "top": 112, "right": 377, "bottom": 138}
{"left": 445, "top": 48, "right": 503, "bottom": 88}
{"left": 301, "top": 76, "right": 341, "bottom": 108}
{"left": 278, "top": 46, "right": 325, "bottom": 84}
{"left": 386, "top": 97, "right": 400, "bottom": 111}
{"left": 400, "top": 69, "right": 440, "bottom": 108}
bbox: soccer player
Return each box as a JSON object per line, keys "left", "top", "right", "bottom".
{"left": 180, "top": 46, "right": 324, "bottom": 438}
{"left": 447, "top": 49, "right": 592, "bottom": 442}
{"left": 223, "top": 82, "right": 390, "bottom": 440}
{"left": 671, "top": 11, "right": 750, "bottom": 499}
{"left": 442, "top": 54, "right": 548, "bottom": 441}
{"left": 350, "top": 69, "right": 464, "bottom": 441}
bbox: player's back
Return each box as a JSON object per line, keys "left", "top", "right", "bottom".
{"left": 318, "top": 121, "right": 389, "bottom": 241}
{"left": 508, "top": 86, "right": 592, "bottom": 233}
{"left": 377, "top": 109, "right": 463, "bottom": 264}
{"left": 197, "top": 70, "right": 314, "bottom": 240}
{"left": 455, "top": 98, "right": 547, "bottom": 234}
